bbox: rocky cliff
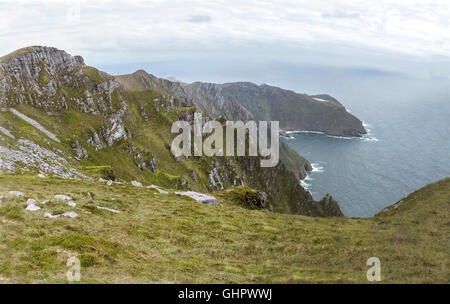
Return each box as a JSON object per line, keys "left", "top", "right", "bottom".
{"left": 0, "top": 46, "right": 342, "bottom": 217}
{"left": 117, "top": 71, "right": 366, "bottom": 137}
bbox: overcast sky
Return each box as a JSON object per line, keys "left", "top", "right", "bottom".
{"left": 0, "top": 0, "right": 449, "bottom": 84}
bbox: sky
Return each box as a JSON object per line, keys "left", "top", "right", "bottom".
{"left": 0, "top": 0, "right": 449, "bottom": 86}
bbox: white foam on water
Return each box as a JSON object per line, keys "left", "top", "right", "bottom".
{"left": 311, "top": 162, "right": 325, "bottom": 173}
{"left": 282, "top": 130, "right": 354, "bottom": 140}
{"left": 300, "top": 179, "right": 312, "bottom": 190}
{"left": 280, "top": 134, "right": 294, "bottom": 139}
{"left": 362, "top": 136, "right": 379, "bottom": 142}
{"left": 301, "top": 161, "right": 326, "bottom": 191}
{"left": 361, "top": 121, "right": 379, "bottom": 142}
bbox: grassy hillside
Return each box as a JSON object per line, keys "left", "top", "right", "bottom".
{"left": 0, "top": 46, "right": 340, "bottom": 216}
{"left": 0, "top": 175, "right": 448, "bottom": 283}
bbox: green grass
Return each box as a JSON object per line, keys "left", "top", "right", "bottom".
{"left": 0, "top": 47, "right": 33, "bottom": 63}
{"left": 0, "top": 175, "right": 448, "bottom": 283}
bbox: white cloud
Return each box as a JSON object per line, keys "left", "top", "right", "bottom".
{"left": 0, "top": 0, "right": 448, "bottom": 65}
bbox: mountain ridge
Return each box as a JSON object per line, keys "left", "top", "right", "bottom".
{"left": 117, "top": 70, "right": 367, "bottom": 137}
{"left": 0, "top": 46, "right": 341, "bottom": 217}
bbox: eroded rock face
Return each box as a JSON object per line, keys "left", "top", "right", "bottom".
{"left": 71, "top": 139, "right": 88, "bottom": 160}
{"left": 0, "top": 139, "right": 90, "bottom": 179}
{"left": 134, "top": 152, "right": 157, "bottom": 173}
{"left": 87, "top": 131, "right": 103, "bottom": 150}
{"left": 116, "top": 70, "right": 365, "bottom": 137}
{"left": 0, "top": 46, "right": 130, "bottom": 148}
{"left": 208, "top": 167, "right": 224, "bottom": 190}
{"left": 175, "top": 178, "right": 190, "bottom": 190}
{"left": 101, "top": 100, "right": 129, "bottom": 147}
{"left": 0, "top": 46, "right": 81, "bottom": 109}
{"left": 190, "top": 170, "right": 198, "bottom": 181}
{"left": 131, "top": 180, "right": 143, "bottom": 187}
{"left": 317, "top": 194, "right": 344, "bottom": 217}
{"left": 0, "top": 46, "right": 345, "bottom": 218}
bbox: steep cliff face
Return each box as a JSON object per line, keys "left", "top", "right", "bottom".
{"left": 117, "top": 71, "right": 254, "bottom": 121}
{"left": 0, "top": 46, "right": 342, "bottom": 217}
{"left": 117, "top": 70, "right": 312, "bottom": 180}
{"left": 220, "top": 83, "right": 366, "bottom": 137}
{"left": 0, "top": 46, "right": 130, "bottom": 147}
{"left": 117, "top": 71, "right": 366, "bottom": 137}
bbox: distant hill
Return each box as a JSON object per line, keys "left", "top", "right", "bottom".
{"left": 117, "top": 71, "right": 367, "bottom": 137}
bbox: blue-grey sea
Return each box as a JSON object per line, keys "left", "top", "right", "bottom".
{"left": 282, "top": 72, "right": 450, "bottom": 217}
{"left": 103, "top": 61, "right": 450, "bottom": 217}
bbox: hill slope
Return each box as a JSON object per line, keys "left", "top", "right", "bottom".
{"left": 0, "top": 176, "right": 448, "bottom": 283}
{"left": 117, "top": 71, "right": 367, "bottom": 137}
{"left": 0, "top": 46, "right": 340, "bottom": 216}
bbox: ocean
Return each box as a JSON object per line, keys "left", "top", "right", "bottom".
{"left": 103, "top": 60, "right": 450, "bottom": 218}
{"left": 282, "top": 72, "right": 450, "bottom": 217}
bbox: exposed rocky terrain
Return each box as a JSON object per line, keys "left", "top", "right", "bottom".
{"left": 117, "top": 71, "right": 367, "bottom": 137}
{"left": 0, "top": 46, "right": 346, "bottom": 216}
{"left": 0, "top": 46, "right": 448, "bottom": 284}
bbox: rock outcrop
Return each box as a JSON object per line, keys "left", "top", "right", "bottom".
{"left": 317, "top": 194, "right": 344, "bottom": 217}
{"left": 0, "top": 46, "right": 344, "bottom": 217}
{"left": 117, "top": 70, "right": 366, "bottom": 137}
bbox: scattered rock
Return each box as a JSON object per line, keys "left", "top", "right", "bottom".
{"left": 147, "top": 185, "right": 168, "bottom": 194}
{"left": 97, "top": 206, "right": 120, "bottom": 213}
{"left": 71, "top": 139, "right": 88, "bottom": 160}
{"left": 37, "top": 173, "right": 46, "bottom": 178}
{"left": 175, "top": 178, "right": 190, "bottom": 190}
{"left": 67, "top": 201, "right": 77, "bottom": 207}
{"left": 87, "top": 131, "right": 103, "bottom": 150}
{"left": 26, "top": 204, "right": 41, "bottom": 211}
{"left": 26, "top": 198, "right": 37, "bottom": 205}
{"left": 148, "top": 156, "right": 157, "bottom": 173}
{"left": 9, "top": 108, "right": 61, "bottom": 143}
{"left": 175, "top": 191, "right": 218, "bottom": 205}
{"left": 8, "top": 191, "right": 24, "bottom": 198}
{"left": 131, "top": 181, "right": 142, "bottom": 187}
{"left": 54, "top": 194, "right": 73, "bottom": 201}
{"left": 63, "top": 212, "right": 78, "bottom": 218}
{"left": 208, "top": 167, "right": 223, "bottom": 190}
{"left": 44, "top": 211, "right": 78, "bottom": 218}
{"left": 190, "top": 170, "right": 198, "bottom": 181}
{"left": 106, "top": 180, "right": 113, "bottom": 186}
{"left": 41, "top": 200, "right": 50, "bottom": 204}
{"left": 0, "top": 139, "right": 90, "bottom": 180}
{"left": 0, "top": 126, "right": 15, "bottom": 139}
{"left": 134, "top": 152, "right": 157, "bottom": 173}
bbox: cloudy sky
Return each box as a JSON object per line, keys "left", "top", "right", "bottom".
{"left": 0, "top": 0, "right": 449, "bottom": 85}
